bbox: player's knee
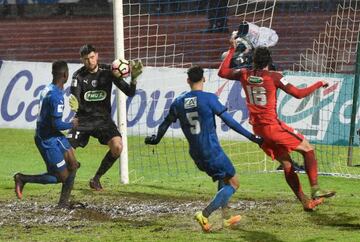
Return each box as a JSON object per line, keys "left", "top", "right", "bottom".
{"left": 111, "top": 145, "right": 122, "bottom": 158}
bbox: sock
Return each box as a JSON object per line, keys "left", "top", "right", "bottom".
{"left": 217, "top": 179, "right": 225, "bottom": 191}
{"left": 283, "top": 164, "right": 305, "bottom": 202}
{"left": 95, "top": 150, "right": 117, "bottom": 178}
{"left": 302, "top": 150, "right": 318, "bottom": 187}
{"left": 58, "top": 169, "right": 77, "bottom": 205}
{"left": 202, "top": 185, "right": 235, "bottom": 218}
{"left": 20, "top": 173, "right": 58, "bottom": 184}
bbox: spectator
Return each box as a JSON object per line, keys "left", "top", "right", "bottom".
{"left": 205, "top": 0, "right": 229, "bottom": 33}
{"left": 1, "top": 0, "right": 26, "bottom": 17}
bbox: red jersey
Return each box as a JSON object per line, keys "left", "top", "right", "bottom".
{"left": 218, "top": 47, "right": 324, "bottom": 126}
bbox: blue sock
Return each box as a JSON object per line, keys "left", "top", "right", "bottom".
{"left": 21, "top": 173, "right": 59, "bottom": 184}
{"left": 202, "top": 185, "right": 236, "bottom": 218}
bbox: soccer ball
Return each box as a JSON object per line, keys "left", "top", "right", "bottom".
{"left": 111, "top": 58, "right": 131, "bottom": 78}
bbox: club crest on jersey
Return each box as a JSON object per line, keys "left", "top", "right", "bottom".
{"left": 91, "top": 80, "right": 98, "bottom": 87}
{"left": 184, "top": 97, "right": 197, "bottom": 109}
{"left": 84, "top": 90, "right": 107, "bottom": 101}
{"left": 248, "top": 76, "right": 263, "bottom": 84}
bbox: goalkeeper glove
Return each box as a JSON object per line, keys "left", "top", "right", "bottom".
{"left": 144, "top": 135, "right": 159, "bottom": 145}
{"left": 130, "top": 59, "right": 143, "bottom": 85}
{"left": 69, "top": 94, "right": 79, "bottom": 112}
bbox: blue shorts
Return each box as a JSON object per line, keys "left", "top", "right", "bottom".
{"left": 35, "top": 135, "right": 71, "bottom": 174}
{"left": 191, "top": 151, "right": 236, "bottom": 181}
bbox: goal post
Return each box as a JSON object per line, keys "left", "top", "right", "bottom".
{"left": 113, "top": 0, "right": 129, "bottom": 184}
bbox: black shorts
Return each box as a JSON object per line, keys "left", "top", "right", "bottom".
{"left": 67, "top": 117, "right": 121, "bottom": 148}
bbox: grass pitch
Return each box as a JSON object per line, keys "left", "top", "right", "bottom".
{"left": 1, "top": 128, "right": 360, "bottom": 242}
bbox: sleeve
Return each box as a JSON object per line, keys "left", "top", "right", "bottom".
{"left": 218, "top": 47, "right": 243, "bottom": 80}
{"left": 112, "top": 77, "right": 136, "bottom": 97}
{"left": 219, "top": 111, "right": 257, "bottom": 142}
{"left": 70, "top": 73, "right": 81, "bottom": 105}
{"left": 209, "top": 94, "right": 227, "bottom": 115}
{"left": 152, "top": 102, "right": 178, "bottom": 143}
{"left": 50, "top": 95, "right": 73, "bottom": 131}
{"left": 277, "top": 76, "right": 324, "bottom": 99}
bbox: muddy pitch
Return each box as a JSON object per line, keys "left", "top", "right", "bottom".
{"left": 0, "top": 198, "right": 280, "bottom": 227}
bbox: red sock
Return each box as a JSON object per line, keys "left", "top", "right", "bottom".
{"left": 303, "top": 150, "right": 318, "bottom": 187}
{"left": 283, "top": 164, "right": 304, "bottom": 202}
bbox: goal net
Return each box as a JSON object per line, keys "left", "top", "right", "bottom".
{"left": 121, "top": 0, "right": 360, "bottom": 181}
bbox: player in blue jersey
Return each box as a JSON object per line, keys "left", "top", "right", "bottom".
{"left": 145, "top": 66, "right": 263, "bottom": 232}
{"left": 13, "top": 60, "right": 80, "bottom": 208}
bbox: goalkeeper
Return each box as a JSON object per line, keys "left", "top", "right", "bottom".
{"left": 145, "top": 66, "right": 263, "bottom": 232}
{"left": 68, "top": 44, "right": 143, "bottom": 191}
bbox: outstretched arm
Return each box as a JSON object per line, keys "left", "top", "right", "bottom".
{"left": 219, "top": 112, "right": 263, "bottom": 145}
{"left": 218, "top": 38, "right": 243, "bottom": 80}
{"left": 113, "top": 78, "right": 136, "bottom": 97}
{"left": 144, "top": 115, "right": 173, "bottom": 145}
{"left": 280, "top": 78, "right": 328, "bottom": 99}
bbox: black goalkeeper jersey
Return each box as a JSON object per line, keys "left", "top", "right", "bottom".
{"left": 71, "top": 64, "right": 135, "bottom": 120}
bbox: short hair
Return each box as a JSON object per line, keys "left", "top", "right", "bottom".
{"left": 52, "top": 60, "right": 68, "bottom": 79}
{"left": 236, "top": 21, "right": 249, "bottom": 37}
{"left": 253, "top": 47, "right": 272, "bottom": 70}
{"left": 79, "top": 44, "right": 96, "bottom": 57}
{"left": 187, "top": 66, "right": 204, "bottom": 83}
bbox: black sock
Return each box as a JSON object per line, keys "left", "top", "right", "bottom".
{"left": 58, "top": 169, "right": 77, "bottom": 205}
{"left": 21, "top": 173, "right": 59, "bottom": 184}
{"left": 95, "top": 151, "right": 117, "bottom": 179}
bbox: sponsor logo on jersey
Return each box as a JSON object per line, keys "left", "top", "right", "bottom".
{"left": 57, "top": 104, "right": 64, "bottom": 113}
{"left": 184, "top": 97, "right": 197, "bottom": 109}
{"left": 83, "top": 79, "right": 89, "bottom": 84}
{"left": 91, "top": 80, "right": 98, "bottom": 87}
{"left": 84, "top": 90, "right": 107, "bottom": 101}
{"left": 248, "top": 76, "right": 263, "bottom": 84}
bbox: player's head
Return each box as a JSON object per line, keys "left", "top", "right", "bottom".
{"left": 236, "top": 21, "right": 249, "bottom": 38}
{"left": 253, "top": 47, "right": 272, "bottom": 70}
{"left": 52, "top": 60, "right": 69, "bottom": 84}
{"left": 187, "top": 66, "right": 204, "bottom": 83}
{"left": 79, "top": 44, "right": 98, "bottom": 72}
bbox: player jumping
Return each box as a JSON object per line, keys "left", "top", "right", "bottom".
{"left": 145, "top": 66, "right": 263, "bottom": 232}
{"left": 68, "top": 44, "right": 143, "bottom": 191}
{"left": 14, "top": 60, "right": 80, "bottom": 208}
{"left": 218, "top": 41, "right": 336, "bottom": 211}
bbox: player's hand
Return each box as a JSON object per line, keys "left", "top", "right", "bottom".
{"left": 69, "top": 94, "right": 79, "bottom": 112}
{"left": 144, "top": 135, "right": 159, "bottom": 145}
{"left": 130, "top": 59, "right": 143, "bottom": 85}
{"left": 71, "top": 117, "right": 79, "bottom": 128}
{"left": 321, "top": 81, "right": 329, "bottom": 88}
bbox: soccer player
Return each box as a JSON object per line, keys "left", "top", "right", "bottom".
{"left": 14, "top": 60, "right": 80, "bottom": 208}
{"left": 144, "top": 66, "right": 263, "bottom": 232}
{"left": 68, "top": 44, "right": 143, "bottom": 191}
{"left": 218, "top": 40, "right": 336, "bottom": 211}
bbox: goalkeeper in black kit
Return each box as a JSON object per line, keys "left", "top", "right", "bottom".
{"left": 68, "top": 44, "right": 143, "bottom": 191}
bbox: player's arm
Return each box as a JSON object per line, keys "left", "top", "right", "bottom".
{"left": 145, "top": 105, "right": 177, "bottom": 145}
{"left": 218, "top": 40, "right": 243, "bottom": 80}
{"left": 69, "top": 74, "right": 81, "bottom": 112}
{"left": 278, "top": 77, "right": 328, "bottom": 99}
{"left": 113, "top": 77, "right": 136, "bottom": 97}
{"left": 51, "top": 96, "right": 78, "bottom": 131}
{"left": 219, "top": 111, "right": 263, "bottom": 145}
{"left": 52, "top": 117, "right": 78, "bottom": 131}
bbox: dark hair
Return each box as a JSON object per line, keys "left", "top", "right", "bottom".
{"left": 253, "top": 47, "right": 272, "bottom": 70}
{"left": 52, "top": 60, "right": 68, "bottom": 80}
{"left": 187, "top": 66, "right": 204, "bottom": 83}
{"left": 79, "top": 44, "right": 96, "bottom": 57}
{"left": 237, "top": 21, "right": 249, "bottom": 37}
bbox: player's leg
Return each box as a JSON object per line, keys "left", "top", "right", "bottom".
{"left": 58, "top": 138, "right": 80, "bottom": 207}
{"left": 90, "top": 123, "right": 122, "bottom": 191}
{"left": 295, "top": 139, "right": 336, "bottom": 199}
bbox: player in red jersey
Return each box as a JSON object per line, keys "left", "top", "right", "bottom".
{"left": 218, "top": 39, "right": 335, "bottom": 211}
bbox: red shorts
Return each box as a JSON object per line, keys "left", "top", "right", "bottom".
{"left": 253, "top": 121, "right": 304, "bottom": 160}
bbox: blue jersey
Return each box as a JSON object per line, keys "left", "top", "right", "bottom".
{"left": 168, "top": 90, "right": 227, "bottom": 161}
{"left": 36, "top": 83, "right": 66, "bottom": 139}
